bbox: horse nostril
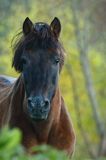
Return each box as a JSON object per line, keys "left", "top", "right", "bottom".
{"left": 28, "top": 97, "right": 35, "bottom": 108}
{"left": 44, "top": 99, "right": 50, "bottom": 109}
{"left": 28, "top": 97, "right": 31, "bottom": 104}
{"left": 28, "top": 96, "right": 50, "bottom": 110}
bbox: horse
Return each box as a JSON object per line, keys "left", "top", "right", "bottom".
{"left": 0, "top": 17, "right": 75, "bottom": 156}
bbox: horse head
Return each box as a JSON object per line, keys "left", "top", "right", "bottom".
{"left": 12, "top": 17, "right": 65, "bottom": 121}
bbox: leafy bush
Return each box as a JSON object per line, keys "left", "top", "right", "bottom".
{"left": 0, "top": 127, "right": 69, "bottom": 160}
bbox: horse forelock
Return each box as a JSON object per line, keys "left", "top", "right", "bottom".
{"left": 34, "top": 22, "right": 51, "bottom": 39}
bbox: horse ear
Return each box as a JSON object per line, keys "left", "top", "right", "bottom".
{"left": 23, "top": 17, "right": 33, "bottom": 35}
{"left": 50, "top": 17, "right": 61, "bottom": 38}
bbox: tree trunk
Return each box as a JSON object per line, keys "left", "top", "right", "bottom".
{"left": 70, "top": 0, "right": 105, "bottom": 157}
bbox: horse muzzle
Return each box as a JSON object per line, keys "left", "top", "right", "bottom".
{"left": 27, "top": 96, "right": 50, "bottom": 121}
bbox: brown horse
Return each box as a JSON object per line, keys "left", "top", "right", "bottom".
{"left": 0, "top": 17, "right": 75, "bottom": 156}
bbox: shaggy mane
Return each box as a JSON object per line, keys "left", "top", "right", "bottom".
{"left": 12, "top": 22, "right": 65, "bottom": 72}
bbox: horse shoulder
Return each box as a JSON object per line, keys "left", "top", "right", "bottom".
{"left": 0, "top": 76, "right": 17, "bottom": 127}
{"left": 0, "top": 86, "right": 12, "bottom": 127}
{"left": 48, "top": 96, "right": 76, "bottom": 156}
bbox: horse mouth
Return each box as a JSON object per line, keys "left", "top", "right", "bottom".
{"left": 30, "top": 113, "right": 48, "bottom": 121}
{"left": 28, "top": 109, "right": 49, "bottom": 121}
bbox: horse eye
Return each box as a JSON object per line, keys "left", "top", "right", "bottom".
{"left": 21, "top": 57, "right": 27, "bottom": 65}
{"left": 55, "top": 58, "right": 60, "bottom": 64}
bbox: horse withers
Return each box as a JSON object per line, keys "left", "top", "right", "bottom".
{"left": 0, "top": 17, "right": 75, "bottom": 156}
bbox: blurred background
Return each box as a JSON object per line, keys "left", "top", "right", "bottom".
{"left": 0, "top": 0, "right": 106, "bottom": 159}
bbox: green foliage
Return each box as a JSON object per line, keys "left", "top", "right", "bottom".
{"left": 0, "top": 127, "right": 24, "bottom": 160}
{"left": 0, "top": 127, "right": 69, "bottom": 160}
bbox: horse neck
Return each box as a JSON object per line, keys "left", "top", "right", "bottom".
{"left": 9, "top": 78, "right": 62, "bottom": 141}
{"left": 9, "top": 75, "right": 25, "bottom": 123}
{"left": 0, "top": 75, "right": 25, "bottom": 127}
